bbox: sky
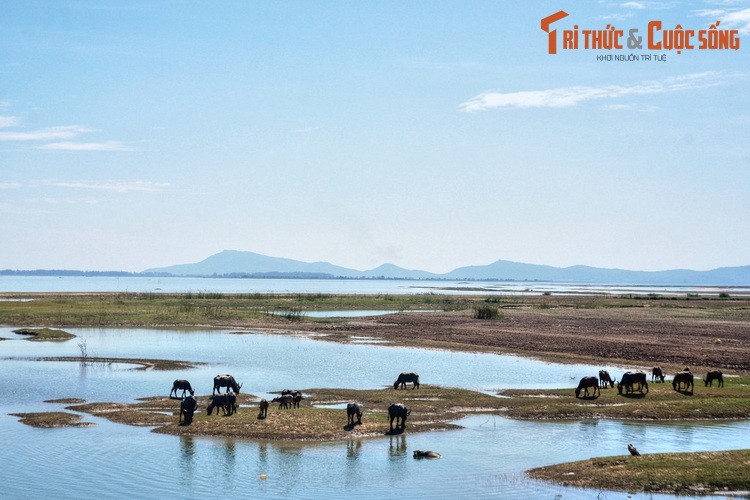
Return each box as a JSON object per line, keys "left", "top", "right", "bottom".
{"left": 1, "top": 1, "right": 749, "bottom": 273}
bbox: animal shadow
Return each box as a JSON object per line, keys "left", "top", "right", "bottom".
{"left": 343, "top": 422, "right": 359, "bottom": 431}
{"left": 619, "top": 393, "right": 647, "bottom": 399}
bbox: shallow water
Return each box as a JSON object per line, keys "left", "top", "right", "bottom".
{"left": 1, "top": 327, "right": 748, "bottom": 499}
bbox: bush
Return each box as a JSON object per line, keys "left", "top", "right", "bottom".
{"left": 472, "top": 305, "right": 502, "bottom": 320}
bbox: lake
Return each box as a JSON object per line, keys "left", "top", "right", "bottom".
{"left": 1, "top": 275, "right": 747, "bottom": 296}
{"left": 1, "top": 326, "right": 748, "bottom": 499}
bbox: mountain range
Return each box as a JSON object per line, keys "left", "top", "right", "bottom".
{"left": 142, "top": 250, "right": 750, "bottom": 285}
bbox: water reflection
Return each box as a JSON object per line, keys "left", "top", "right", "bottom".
{"left": 346, "top": 439, "right": 362, "bottom": 461}
{"left": 179, "top": 436, "right": 196, "bottom": 485}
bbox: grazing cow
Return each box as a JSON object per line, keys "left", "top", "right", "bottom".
{"left": 258, "top": 399, "right": 269, "bottom": 419}
{"left": 393, "top": 372, "right": 420, "bottom": 390}
{"left": 207, "top": 393, "right": 236, "bottom": 416}
{"left": 388, "top": 403, "right": 410, "bottom": 431}
{"left": 413, "top": 450, "right": 442, "bottom": 459}
{"left": 179, "top": 395, "right": 198, "bottom": 424}
{"left": 598, "top": 370, "right": 615, "bottom": 388}
{"left": 347, "top": 403, "right": 363, "bottom": 426}
{"left": 213, "top": 374, "right": 242, "bottom": 395}
{"left": 292, "top": 393, "right": 303, "bottom": 409}
{"left": 170, "top": 379, "right": 195, "bottom": 398}
{"left": 704, "top": 370, "right": 724, "bottom": 388}
{"left": 651, "top": 367, "right": 665, "bottom": 383}
{"left": 575, "top": 376, "right": 600, "bottom": 399}
{"left": 617, "top": 372, "right": 649, "bottom": 395}
{"left": 281, "top": 389, "right": 302, "bottom": 397}
{"left": 672, "top": 371, "right": 694, "bottom": 393}
{"left": 628, "top": 444, "right": 641, "bottom": 456}
{"left": 271, "top": 395, "right": 293, "bottom": 409}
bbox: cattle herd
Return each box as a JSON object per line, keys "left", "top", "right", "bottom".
{"left": 574, "top": 367, "right": 724, "bottom": 399}
{"left": 173, "top": 372, "right": 423, "bottom": 436}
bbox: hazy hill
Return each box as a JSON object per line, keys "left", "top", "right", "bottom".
{"left": 142, "top": 250, "right": 750, "bottom": 285}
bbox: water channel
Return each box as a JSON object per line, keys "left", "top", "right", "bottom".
{"left": 1, "top": 326, "right": 748, "bottom": 499}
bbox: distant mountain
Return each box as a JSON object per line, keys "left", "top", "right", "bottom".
{"left": 141, "top": 250, "right": 750, "bottom": 285}
{"left": 143, "top": 250, "right": 360, "bottom": 277}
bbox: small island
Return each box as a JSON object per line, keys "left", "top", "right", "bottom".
{"left": 13, "top": 328, "right": 76, "bottom": 341}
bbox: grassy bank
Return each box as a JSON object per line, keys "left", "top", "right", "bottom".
{"left": 528, "top": 449, "right": 750, "bottom": 495}
{"left": 499, "top": 375, "right": 750, "bottom": 420}
{"left": 1, "top": 292, "right": 747, "bottom": 329}
{"left": 65, "top": 386, "right": 507, "bottom": 441}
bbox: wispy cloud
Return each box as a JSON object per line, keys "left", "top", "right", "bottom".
{"left": 0, "top": 116, "right": 21, "bottom": 128}
{"left": 459, "top": 72, "right": 737, "bottom": 112}
{"left": 723, "top": 8, "right": 750, "bottom": 33}
{"left": 292, "top": 127, "right": 320, "bottom": 134}
{"left": 42, "top": 180, "right": 169, "bottom": 193}
{"left": 38, "top": 141, "right": 133, "bottom": 151}
{"left": 0, "top": 181, "right": 22, "bottom": 189}
{"left": 0, "top": 125, "right": 93, "bottom": 141}
{"left": 621, "top": 2, "right": 646, "bottom": 9}
{"left": 602, "top": 104, "right": 660, "bottom": 112}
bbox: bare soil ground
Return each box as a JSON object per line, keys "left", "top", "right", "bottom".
{"left": 262, "top": 300, "right": 750, "bottom": 372}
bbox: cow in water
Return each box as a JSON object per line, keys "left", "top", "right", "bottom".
{"left": 393, "top": 372, "right": 420, "bottom": 390}
{"left": 704, "top": 370, "right": 724, "bottom": 387}
{"left": 575, "top": 376, "right": 600, "bottom": 399}
{"left": 213, "top": 374, "right": 242, "bottom": 395}
{"left": 170, "top": 379, "right": 194, "bottom": 398}
{"left": 388, "top": 403, "right": 410, "bottom": 432}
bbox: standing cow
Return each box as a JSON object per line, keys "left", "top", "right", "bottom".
{"left": 388, "top": 403, "right": 410, "bottom": 432}
{"left": 704, "top": 370, "right": 724, "bottom": 387}
{"left": 170, "top": 379, "right": 195, "bottom": 398}
{"left": 213, "top": 374, "right": 242, "bottom": 395}
{"left": 347, "top": 403, "right": 363, "bottom": 427}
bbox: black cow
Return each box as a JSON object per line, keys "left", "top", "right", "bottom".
{"left": 598, "top": 370, "right": 615, "bottom": 388}
{"left": 388, "top": 403, "right": 410, "bottom": 431}
{"left": 393, "top": 372, "right": 420, "bottom": 390}
{"left": 673, "top": 371, "right": 694, "bottom": 393}
{"left": 704, "top": 370, "right": 724, "bottom": 387}
{"left": 179, "top": 395, "right": 198, "bottom": 424}
{"left": 170, "top": 379, "right": 194, "bottom": 398}
{"left": 651, "top": 367, "right": 665, "bottom": 383}
{"left": 575, "top": 376, "right": 600, "bottom": 398}
{"left": 207, "top": 393, "right": 236, "bottom": 416}
{"left": 617, "top": 372, "right": 649, "bottom": 395}
{"left": 347, "top": 403, "right": 363, "bottom": 427}
{"left": 258, "top": 399, "right": 269, "bottom": 419}
{"left": 213, "top": 374, "right": 241, "bottom": 395}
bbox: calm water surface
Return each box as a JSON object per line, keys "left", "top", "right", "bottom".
{"left": 2, "top": 275, "right": 747, "bottom": 296}
{"left": 1, "top": 327, "right": 748, "bottom": 499}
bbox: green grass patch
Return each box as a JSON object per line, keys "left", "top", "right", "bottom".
{"left": 12, "top": 327, "right": 76, "bottom": 341}
{"left": 499, "top": 376, "right": 750, "bottom": 420}
{"left": 528, "top": 449, "right": 750, "bottom": 495}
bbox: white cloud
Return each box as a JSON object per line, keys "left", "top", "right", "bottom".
{"left": 602, "top": 104, "right": 660, "bottom": 112}
{"left": 0, "top": 116, "right": 21, "bottom": 128}
{"left": 0, "top": 125, "right": 92, "bottom": 141}
{"left": 38, "top": 141, "right": 133, "bottom": 151}
{"left": 459, "top": 72, "right": 737, "bottom": 112}
{"left": 42, "top": 180, "right": 169, "bottom": 193}
{"left": 722, "top": 8, "right": 750, "bottom": 33}
{"left": 0, "top": 181, "right": 22, "bottom": 189}
{"left": 622, "top": 2, "right": 646, "bottom": 9}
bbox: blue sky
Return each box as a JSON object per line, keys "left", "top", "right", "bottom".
{"left": 1, "top": 1, "right": 749, "bottom": 273}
